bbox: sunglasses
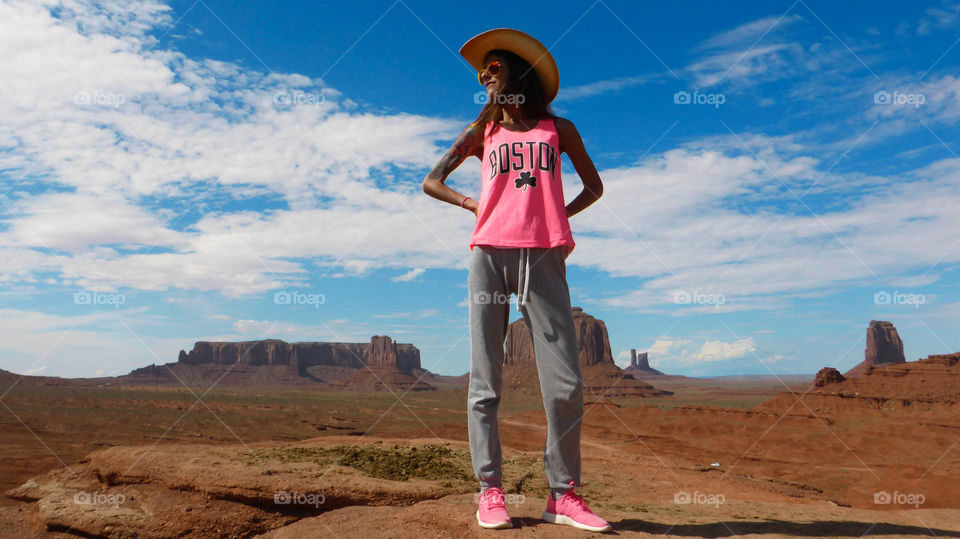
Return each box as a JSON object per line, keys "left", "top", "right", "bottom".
{"left": 477, "top": 61, "right": 502, "bottom": 84}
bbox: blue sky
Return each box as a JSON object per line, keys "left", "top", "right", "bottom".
{"left": 1, "top": 0, "right": 959, "bottom": 378}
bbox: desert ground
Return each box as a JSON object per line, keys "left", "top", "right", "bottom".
{"left": 2, "top": 368, "right": 959, "bottom": 538}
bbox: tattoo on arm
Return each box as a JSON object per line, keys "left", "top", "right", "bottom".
{"left": 426, "top": 123, "right": 482, "bottom": 182}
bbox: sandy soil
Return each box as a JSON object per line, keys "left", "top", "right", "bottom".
{"left": 2, "top": 367, "right": 959, "bottom": 537}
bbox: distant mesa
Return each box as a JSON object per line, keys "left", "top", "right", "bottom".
{"left": 504, "top": 307, "right": 672, "bottom": 399}
{"left": 844, "top": 320, "right": 905, "bottom": 378}
{"left": 174, "top": 336, "right": 421, "bottom": 373}
{"left": 127, "top": 335, "right": 441, "bottom": 391}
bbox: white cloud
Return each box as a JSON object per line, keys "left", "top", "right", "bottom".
{"left": 687, "top": 14, "right": 806, "bottom": 88}
{"left": 390, "top": 268, "right": 425, "bottom": 282}
{"left": 693, "top": 338, "right": 756, "bottom": 361}
{"left": 45, "top": 0, "right": 175, "bottom": 39}
{"left": 372, "top": 308, "right": 442, "bottom": 319}
{"left": 684, "top": 13, "right": 873, "bottom": 89}
{"left": 695, "top": 15, "right": 803, "bottom": 52}
{"left": 2, "top": 192, "right": 180, "bottom": 252}
{"left": 916, "top": 0, "right": 960, "bottom": 35}
{"left": 569, "top": 135, "right": 960, "bottom": 313}
{"left": 22, "top": 365, "right": 47, "bottom": 376}
{"left": 866, "top": 74, "right": 960, "bottom": 124}
{"left": 0, "top": 0, "right": 472, "bottom": 295}
{"left": 637, "top": 336, "right": 761, "bottom": 374}
{"left": 688, "top": 43, "right": 804, "bottom": 87}
{"left": 557, "top": 73, "right": 657, "bottom": 101}
{"left": 0, "top": 307, "right": 183, "bottom": 378}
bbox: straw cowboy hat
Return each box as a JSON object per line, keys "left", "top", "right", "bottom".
{"left": 459, "top": 28, "right": 559, "bottom": 103}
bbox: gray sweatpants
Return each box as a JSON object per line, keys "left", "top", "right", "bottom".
{"left": 467, "top": 244, "right": 584, "bottom": 492}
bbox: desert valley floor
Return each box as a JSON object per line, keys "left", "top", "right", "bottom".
{"left": 2, "top": 364, "right": 960, "bottom": 538}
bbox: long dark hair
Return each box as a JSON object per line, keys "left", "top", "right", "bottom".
{"left": 473, "top": 49, "right": 555, "bottom": 130}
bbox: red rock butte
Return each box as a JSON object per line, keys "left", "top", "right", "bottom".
{"left": 845, "top": 320, "right": 905, "bottom": 378}
{"left": 503, "top": 307, "right": 672, "bottom": 399}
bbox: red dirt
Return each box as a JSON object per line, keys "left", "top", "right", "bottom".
{"left": 3, "top": 354, "right": 960, "bottom": 537}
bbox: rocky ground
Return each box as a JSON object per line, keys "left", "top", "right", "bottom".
{"left": 3, "top": 353, "right": 960, "bottom": 537}
{"left": 4, "top": 432, "right": 960, "bottom": 538}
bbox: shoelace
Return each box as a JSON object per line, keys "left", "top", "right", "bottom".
{"left": 481, "top": 488, "right": 507, "bottom": 510}
{"left": 560, "top": 481, "right": 591, "bottom": 512}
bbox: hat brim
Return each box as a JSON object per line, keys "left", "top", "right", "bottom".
{"left": 459, "top": 28, "right": 559, "bottom": 104}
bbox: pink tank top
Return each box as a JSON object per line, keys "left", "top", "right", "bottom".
{"left": 469, "top": 117, "right": 575, "bottom": 258}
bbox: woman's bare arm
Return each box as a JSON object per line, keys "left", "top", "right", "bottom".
{"left": 422, "top": 122, "right": 484, "bottom": 215}
{"left": 555, "top": 117, "right": 603, "bottom": 218}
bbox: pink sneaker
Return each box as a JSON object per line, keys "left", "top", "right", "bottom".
{"left": 476, "top": 487, "right": 512, "bottom": 529}
{"left": 542, "top": 481, "right": 612, "bottom": 532}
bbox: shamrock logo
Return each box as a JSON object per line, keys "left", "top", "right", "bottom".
{"left": 514, "top": 171, "right": 537, "bottom": 191}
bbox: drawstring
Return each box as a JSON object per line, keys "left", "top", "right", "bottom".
{"left": 524, "top": 248, "right": 530, "bottom": 308}
{"left": 517, "top": 247, "right": 531, "bottom": 312}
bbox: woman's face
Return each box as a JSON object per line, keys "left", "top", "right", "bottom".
{"left": 480, "top": 53, "right": 507, "bottom": 98}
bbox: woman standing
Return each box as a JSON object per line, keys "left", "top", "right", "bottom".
{"left": 422, "top": 28, "right": 608, "bottom": 532}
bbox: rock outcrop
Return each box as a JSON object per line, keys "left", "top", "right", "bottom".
{"left": 865, "top": 320, "right": 905, "bottom": 366}
{"left": 3, "top": 436, "right": 477, "bottom": 537}
{"left": 505, "top": 307, "right": 613, "bottom": 368}
{"left": 845, "top": 321, "right": 906, "bottom": 378}
{"left": 814, "top": 367, "right": 845, "bottom": 387}
{"left": 503, "top": 307, "right": 671, "bottom": 398}
{"left": 572, "top": 307, "right": 616, "bottom": 367}
{"left": 766, "top": 352, "right": 960, "bottom": 413}
{"left": 626, "top": 348, "right": 664, "bottom": 376}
